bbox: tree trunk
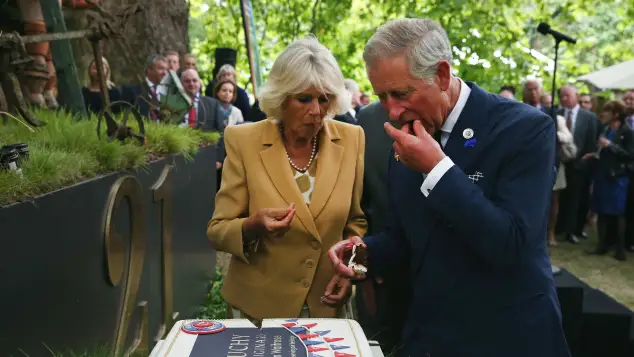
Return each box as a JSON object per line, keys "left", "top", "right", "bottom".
{"left": 63, "top": 0, "right": 189, "bottom": 87}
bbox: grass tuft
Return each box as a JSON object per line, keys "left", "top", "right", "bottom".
{"left": 0, "top": 109, "right": 219, "bottom": 207}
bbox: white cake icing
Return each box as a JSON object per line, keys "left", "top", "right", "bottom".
{"left": 152, "top": 318, "right": 373, "bottom": 357}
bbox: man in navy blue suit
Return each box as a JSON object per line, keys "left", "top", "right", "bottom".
{"left": 325, "top": 18, "right": 570, "bottom": 357}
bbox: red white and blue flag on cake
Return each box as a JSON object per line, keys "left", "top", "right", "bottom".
{"left": 150, "top": 318, "right": 373, "bottom": 357}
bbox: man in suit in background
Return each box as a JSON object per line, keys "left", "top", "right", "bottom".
{"left": 523, "top": 79, "right": 543, "bottom": 109}
{"left": 180, "top": 69, "right": 225, "bottom": 171}
{"left": 121, "top": 55, "right": 168, "bottom": 119}
{"left": 556, "top": 85, "right": 598, "bottom": 244}
{"left": 344, "top": 78, "right": 363, "bottom": 115}
{"left": 182, "top": 54, "right": 197, "bottom": 71}
{"left": 356, "top": 102, "right": 409, "bottom": 355}
{"left": 328, "top": 18, "right": 569, "bottom": 357}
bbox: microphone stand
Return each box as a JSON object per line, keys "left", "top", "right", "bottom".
{"left": 549, "top": 38, "right": 562, "bottom": 121}
{"left": 547, "top": 38, "right": 563, "bottom": 276}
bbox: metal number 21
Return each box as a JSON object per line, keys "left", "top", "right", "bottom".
{"left": 102, "top": 164, "right": 177, "bottom": 357}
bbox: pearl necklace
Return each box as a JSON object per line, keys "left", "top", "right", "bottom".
{"left": 281, "top": 124, "right": 317, "bottom": 173}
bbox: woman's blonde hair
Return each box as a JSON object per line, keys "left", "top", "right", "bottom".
{"left": 258, "top": 36, "right": 350, "bottom": 121}
{"left": 88, "top": 57, "right": 115, "bottom": 89}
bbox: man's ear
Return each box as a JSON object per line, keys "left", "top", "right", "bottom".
{"left": 435, "top": 60, "right": 452, "bottom": 92}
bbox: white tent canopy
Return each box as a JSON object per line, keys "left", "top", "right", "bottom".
{"left": 577, "top": 59, "right": 634, "bottom": 90}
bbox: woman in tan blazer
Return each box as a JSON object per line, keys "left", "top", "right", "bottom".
{"left": 207, "top": 36, "right": 367, "bottom": 321}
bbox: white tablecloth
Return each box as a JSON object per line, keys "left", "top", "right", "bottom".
{"left": 150, "top": 340, "right": 385, "bottom": 357}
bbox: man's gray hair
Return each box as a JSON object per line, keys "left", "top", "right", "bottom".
{"left": 523, "top": 79, "right": 542, "bottom": 91}
{"left": 145, "top": 54, "right": 167, "bottom": 69}
{"left": 343, "top": 79, "right": 360, "bottom": 95}
{"left": 217, "top": 64, "right": 236, "bottom": 76}
{"left": 558, "top": 84, "right": 578, "bottom": 96}
{"left": 363, "top": 18, "right": 453, "bottom": 82}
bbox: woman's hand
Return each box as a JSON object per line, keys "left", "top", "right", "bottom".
{"left": 321, "top": 275, "right": 352, "bottom": 307}
{"left": 243, "top": 203, "right": 296, "bottom": 239}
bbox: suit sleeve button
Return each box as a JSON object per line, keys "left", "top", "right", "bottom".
{"left": 306, "top": 259, "right": 314, "bottom": 268}
{"left": 310, "top": 241, "right": 319, "bottom": 250}
{"left": 302, "top": 279, "right": 310, "bottom": 288}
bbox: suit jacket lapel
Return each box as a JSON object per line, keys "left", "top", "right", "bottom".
{"left": 259, "top": 121, "right": 320, "bottom": 240}
{"left": 309, "top": 121, "right": 344, "bottom": 219}
{"left": 443, "top": 82, "right": 493, "bottom": 171}
{"left": 137, "top": 85, "right": 151, "bottom": 117}
{"left": 196, "top": 97, "right": 205, "bottom": 128}
{"left": 410, "top": 83, "right": 493, "bottom": 275}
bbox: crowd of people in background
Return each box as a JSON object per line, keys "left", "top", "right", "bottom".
{"left": 499, "top": 82, "right": 634, "bottom": 261}
{"left": 80, "top": 48, "right": 634, "bottom": 264}
{"left": 63, "top": 19, "right": 634, "bottom": 355}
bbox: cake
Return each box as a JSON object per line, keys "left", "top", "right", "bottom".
{"left": 150, "top": 318, "right": 373, "bottom": 357}
{"left": 344, "top": 243, "right": 368, "bottom": 275}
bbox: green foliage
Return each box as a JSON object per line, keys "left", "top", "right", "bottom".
{"left": 144, "top": 121, "right": 220, "bottom": 161}
{"left": 197, "top": 267, "right": 227, "bottom": 320}
{"left": 189, "top": 0, "right": 634, "bottom": 99}
{"left": 0, "top": 110, "right": 220, "bottom": 207}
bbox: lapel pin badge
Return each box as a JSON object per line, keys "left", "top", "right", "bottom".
{"left": 463, "top": 128, "right": 474, "bottom": 139}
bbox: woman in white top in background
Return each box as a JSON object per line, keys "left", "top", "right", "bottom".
{"left": 214, "top": 79, "right": 245, "bottom": 126}
{"left": 548, "top": 114, "right": 578, "bottom": 246}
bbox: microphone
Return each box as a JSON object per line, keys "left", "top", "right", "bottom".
{"left": 537, "top": 23, "right": 577, "bottom": 44}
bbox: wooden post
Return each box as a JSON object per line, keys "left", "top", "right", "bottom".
{"left": 91, "top": 40, "right": 110, "bottom": 109}
{"left": 39, "top": 0, "right": 87, "bottom": 117}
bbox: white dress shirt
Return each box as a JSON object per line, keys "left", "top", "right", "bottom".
{"left": 146, "top": 77, "right": 161, "bottom": 101}
{"left": 183, "top": 93, "right": 200, "bottom": 121}
{"left": 179, "top": 93, "right": 200, "bottom": 128}
{"left": 420, "top": 79, "right": 471, "bottom": 197}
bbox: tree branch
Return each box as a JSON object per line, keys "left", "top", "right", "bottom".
{"left": 287, "top": 0, "right": 301, "bottom": 40}
{"left": 257, "top": 1, "right": 270, "bottom": 46}
{"left": 309, "top": 0, "right": 321, "bottom": 34}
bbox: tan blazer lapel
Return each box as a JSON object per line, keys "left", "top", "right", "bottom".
{"left": 309, "top": 120, "right": 344, "bottom": 219}
{"left": 259, "top": 121, "right": 321, "bottom": 240}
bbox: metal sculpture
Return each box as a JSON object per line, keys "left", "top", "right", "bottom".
{"left": 97, "top": 101, "right": 145, "bottom": 145}
{"left": 0, "top": 1, "right": 142, "bottom": 133}
{"left": 1, "top": 0, "right": 187, "bottom": 145}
